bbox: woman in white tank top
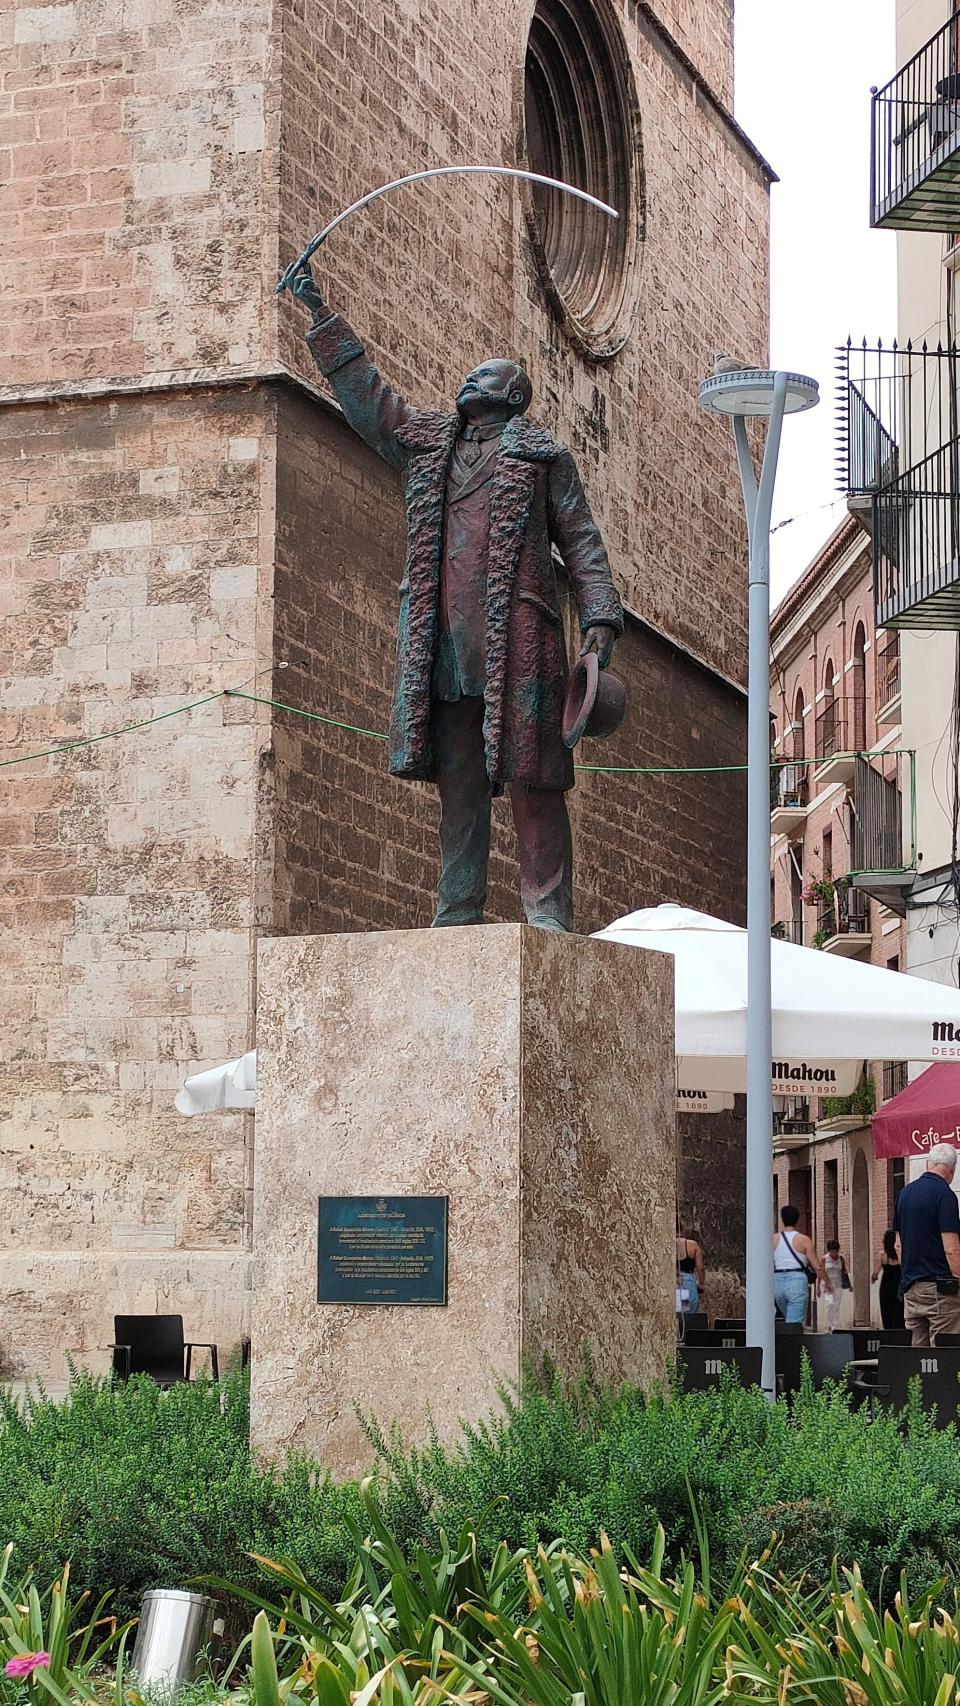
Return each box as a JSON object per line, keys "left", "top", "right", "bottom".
{"left": 772, "top": 1206, "right": 823, "bottom": 1324}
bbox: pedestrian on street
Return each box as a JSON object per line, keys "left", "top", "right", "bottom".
{"left": 820, "top": 1239, "right": 851, "bottom": 1332}
{"left": 871, "top": 1227, "right": 905, "bottom": 1331}
{"left": 773, "top": 1205, "right": 823, "bottom": 1324}
{"left": 894, "top": 1143, "right": 960, "bottom": 1346}
{"left": 676, "top": 1223, "right": 705, "bottom": 1315}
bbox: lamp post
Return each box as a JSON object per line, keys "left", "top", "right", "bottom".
{"left": 697, "top": 367, "right": 819, "bottom": 1398}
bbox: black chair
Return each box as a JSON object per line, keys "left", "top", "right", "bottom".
{"left": 934, "top": 1332, "right": 960, "bottom": 1346}
{"left": 849, "top": 1345, "right": 960, "bottom": 1426}
{"left": 111, "top": 1315, "right": 219, "bottom": 1386}
{"left": 774, "top": 1323, "right": 805, "bottom": 1397}
{"left": 714, "top": 1317, "right": 746, "bottom": 1331}
{"left": 681, "top": 1328, "right": 746, "bottom": 1348}
{"left": 802, "top": 1331, "right": 855, "bottom": 1389}
{"left": 678, "top": 1346, "right": 762, "bottom": 1391}
{"left": 676, "top": 1312, "right": 708, "bottom": 1332}
{"left": 841, "top": 1327, "right": 911, "bottom": 1358}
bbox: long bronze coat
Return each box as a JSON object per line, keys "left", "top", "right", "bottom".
{"left": 307, "top": 314, "right": 623, "bottom": 791}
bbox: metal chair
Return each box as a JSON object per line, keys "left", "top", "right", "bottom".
{"left": 678, "top": 1346, "right": 762, "bottom": 1391}
{"left": 676, "top": 1312, "right": 708, "bottom": 1332}
{"left": 802, "top": 1331, "right": 855, "bottom": 1389}
{"left": 774, "top": 1322, "right": 805, "bottom": 1397}
{"left": 849, "top": 1345, "right": 960, "bottom": 1426}
{"left": 840, "top": 1327, "right": 911, "bottom": 1358}
{"left": 111, "top": 1315, "right": 219, "bottom": 1386}
{"left": 681, "top": 1328, "right": 746, "bottom": 1348}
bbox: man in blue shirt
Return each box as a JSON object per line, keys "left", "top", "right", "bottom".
{"left": 894, "top": 1142, "right": 960, "bottom": 1345}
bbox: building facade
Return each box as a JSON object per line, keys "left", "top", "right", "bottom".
{"left": 770, "top": 517, "right": 906, "bottom": 1319}
{"left": 837, "top": 0, "right": 960, "bottom": 1192}
{"left": 0, "top": 0, "right": 771, "bottom": 1383}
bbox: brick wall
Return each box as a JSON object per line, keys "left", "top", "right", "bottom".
{"left": 275, "top": 0, "right": 768, "bottom": 687}
{"left": 0, "top": 386, "right": 273, "bottom": 1381}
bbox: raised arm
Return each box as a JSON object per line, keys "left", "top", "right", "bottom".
{"left": 547, "top": 448, "right": 624, "bottom": 665}
{"left": 291, "top": 262, "right": 413, "bottom": 471}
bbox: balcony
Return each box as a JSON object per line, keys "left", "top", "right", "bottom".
{"left": 813, "top": 696, "right": 864, "bottom": 787}
{"left": 837, "top": 340, "right": 960, "bottom": 630}
{"left": 816, "top": 886, "right": 870, "bottom": 955}
{"left": 771, "top": 918, "right": 804, "bottom": 945}
{"left": 875, "top": 632, "right": 901, "bottom": 723}
{"left": 871, "top": 17, "right": 960, "bottom": 231}
{"left": 848, "top": 751, "right": 916, "bottom": 915}
{"left": 773, "top": 1100, "right": 816, "bottom": 1151}
{"left": 770, "top": 760, "right": 808, "bottom": 838}
{"left": 883, "top": 1060, "right": 909, "bottom": 1102}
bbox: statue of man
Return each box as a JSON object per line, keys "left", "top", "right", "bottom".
{"left": 292, "top": 262, "right": 623, "bottom": 932}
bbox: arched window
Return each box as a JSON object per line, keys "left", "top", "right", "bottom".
{"left": 851, "top": 622, "right": 867, "bottom": 752}
{"left": 792, "top": 687, "right": 806, "bottom": 760}
{"left": 819, "top": 659, "right": 837, "bottom": 760}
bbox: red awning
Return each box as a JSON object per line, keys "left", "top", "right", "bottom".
{"left": 872, "top": 1063, "right": 960, "bottom": 1160}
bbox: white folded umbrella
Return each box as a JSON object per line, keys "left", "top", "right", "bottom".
{"left": 594, "top": 904, "right": 960, "bottom": 1097}
{"left": 175, "top": 1049, "right": 257, "bottom": 1115}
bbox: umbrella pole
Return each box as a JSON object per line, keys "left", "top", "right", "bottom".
{"left": 734, "top": 375, "right": 788, "bottom": 1401}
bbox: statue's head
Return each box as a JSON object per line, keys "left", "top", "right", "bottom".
{"left": 456, "top": 359, "right": 532, "bottom": 422}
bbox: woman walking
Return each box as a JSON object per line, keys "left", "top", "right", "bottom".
{"left": 872, "top": 1227, "right": 905, "bottom": 1330}
{"left": 820, "top": 1240, "right": 851, "bottom": 1332}
{"left": 676, "top": 1223, "right": 705, "bottom": 1315}
{"left": 773, "top": 1205, "right": 823, "bottom": 1324}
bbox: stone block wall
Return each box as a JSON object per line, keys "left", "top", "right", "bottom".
{"left": 0, "top": 0, "right": 274, "bottom": 388}
{"left": 0, "top": 386, "right": 274, "bottom": 1382}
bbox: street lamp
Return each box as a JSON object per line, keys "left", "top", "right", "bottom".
{"left": 698, "top": 366, "right": 819, "bottom": 1398}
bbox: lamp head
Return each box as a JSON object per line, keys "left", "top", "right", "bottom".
{"left": 698, "top": 367, "right": 820, "bottom": 419}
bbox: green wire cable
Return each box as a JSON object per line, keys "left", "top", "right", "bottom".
{"left": 0, "top": 691, "right": 225, "bottom": 771}
{"left": 224, "top": 689, "right": 389, "bottom": 743}
{"left": 0, "top": 681, "right": 915, "bottom": 780}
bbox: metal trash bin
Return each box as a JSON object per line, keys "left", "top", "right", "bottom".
{"left": 131, "top": 1589, "right": 221, "bottom": 1691}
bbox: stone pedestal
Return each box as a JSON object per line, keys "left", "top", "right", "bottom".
{"left": 250, "top": 925, "right": 674, "bottom": 1475}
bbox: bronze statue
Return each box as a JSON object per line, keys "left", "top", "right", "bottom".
{"left": 292, "top": 262, "right": 623, "bottom": 932}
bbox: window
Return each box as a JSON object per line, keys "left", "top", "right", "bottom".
{"left": 892, "top": 1157, "right": 906, "bottom": 1208}
{"left": 851, "top": 623, "right": 867, "bottom": 752}
{"left": 523, "top": 0, "right": 642, "bottom": 356}
{"left": 823, "top": 1159, "right": 839, "bottom": 1245}
{"left": 792, "top": 687, "right": 806, "bottom": 760}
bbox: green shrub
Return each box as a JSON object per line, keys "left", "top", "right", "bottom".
{"left": 4, "top": 1365, "right": 960, "bottom": 1620}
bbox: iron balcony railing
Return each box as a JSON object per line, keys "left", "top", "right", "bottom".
{"left": 883, "top": 1060, "right": 909, "bottom": 1101}
{"left": 875, "top": 439, "right": 960, "bottom": 628}
{"left": 851, "top": 755, "right": 903, "bottom": 874}
{"left": 814, "top": 696, "right": 867, "bottom": 763}
{"left": 876, "top": 632, "right": 901, "bottom": 708}
{"left": 837, "top": 340, "right": 960, "bottom": 628}
{"left": 773, "top": 1100, "right": 815, "bottom": 1137}
{"left": 818, "top": 887, "right": 870, "bottom": 942}
{"left": 871, "top": 13, "right": 960, "bottom": 231}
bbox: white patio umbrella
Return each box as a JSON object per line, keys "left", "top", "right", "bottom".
{"left": 174, "top": 1049, "right": 257, "bottom": 1115}
{"left": 593, "top": 905, "right": 960, "bottom": 1095}
{"left": 174, "top": 1049, "right": 734, "bottom": 1118}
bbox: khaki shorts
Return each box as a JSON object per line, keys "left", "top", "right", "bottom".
{"left": 904, "top": 1279, "right": 960, "bottom": 1346}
